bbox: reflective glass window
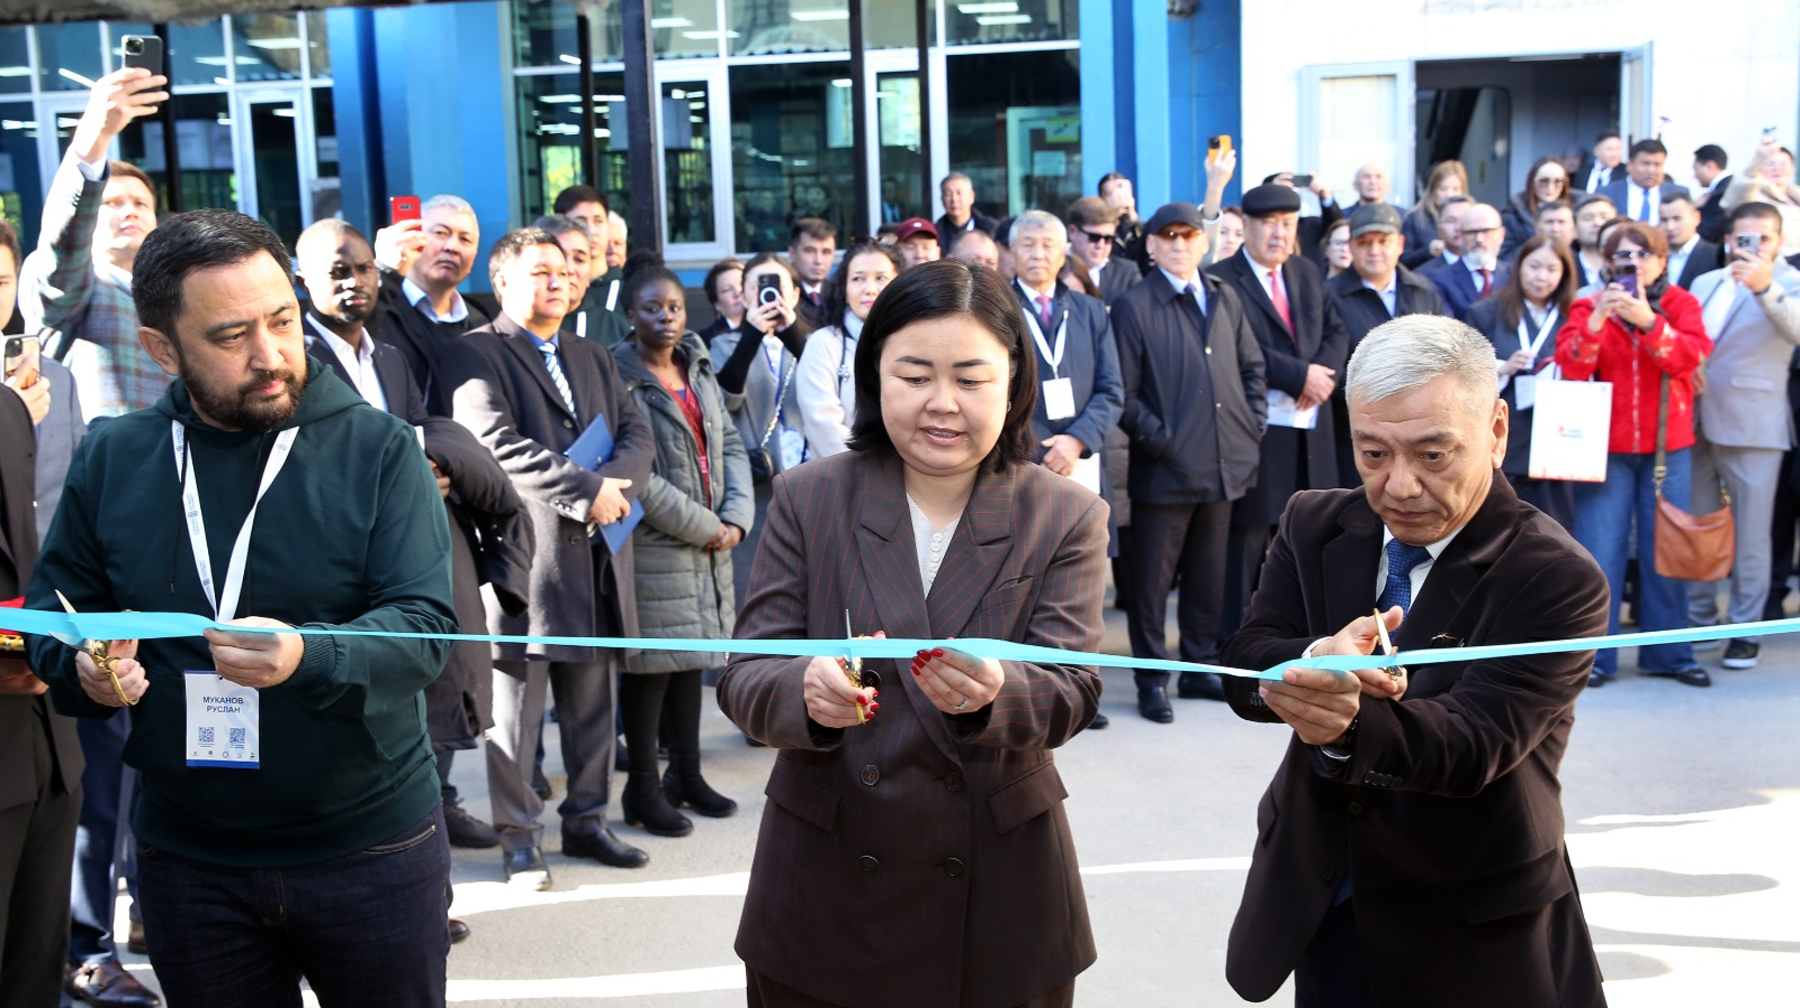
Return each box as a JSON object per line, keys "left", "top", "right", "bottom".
{"left": 729, "top": 61, "right": 856, "bottom": 251}
{"left": 946, "top": 49, "right": 1081, "bottom": 219}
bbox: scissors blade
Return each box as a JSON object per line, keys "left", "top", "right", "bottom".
{"left": 49, "top": 590, "right": 86, "bottom": 648}
{"left": 1372, "top": 608, "right": 1402, "bottom": 680}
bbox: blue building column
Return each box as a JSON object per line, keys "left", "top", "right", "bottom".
{"left": 1078, "top": 0, "right": 1118, "bottom": 194}
{"left": 329, "top": 1, "right": 517, "bottom": 290}
{"left": 1129, "top": 0, "right": 1171, "bottom": 210}
{"left": 1166, "top": 0, "right": 1243, "bottom": 208}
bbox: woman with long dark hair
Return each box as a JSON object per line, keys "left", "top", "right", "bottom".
{"left": 1466, "top": 234, "right": 1581, "bottom": 528}
{"left": 720, "top": 260, "right": 1107, "bottom": 1007}
{"left": 1500, "top": 155, "right": 1571, "bottom": 259}
{"left": 792, "top": 241, "right": 902, "bottom": 458}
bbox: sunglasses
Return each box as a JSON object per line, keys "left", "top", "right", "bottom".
{"left": 1609, "top": 249, "right": 1657, "bottom": 262}
{"left": 1073, "top": 227, "right": 1115, "bottom": 245}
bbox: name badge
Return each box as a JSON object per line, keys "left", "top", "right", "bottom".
{"left": 185, "top": 672, "right": 261, "bottom": 769}
{"left": 1043, "top": 377, "right": 1077, "bottom": 421}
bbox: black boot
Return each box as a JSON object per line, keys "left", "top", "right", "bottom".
{"left": 622, "top": 768, "right": 692, "bottom": 837}
{"left": 663, "top": 753, "right": 738, "bottom": 818}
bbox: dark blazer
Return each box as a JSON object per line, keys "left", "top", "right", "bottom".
{"left": 1399, "top": 206, "right": 1440, "bottom": 270}
{"left": 1573, "top": 160, "right": 1618, "bottom": 193}
{"left": 1432, "top": 259, "right": 1513, "bottom": 322}
{"left": 1208, "top": 250, "right": 1350, "bottom": 525}
{"left": 1325, "top": 268, "right": 1449, "bottom": 484}
{"left": 718, "top": 452, "right": 1107, "bottom": 1008}
{"left": 1697, "top": 174, "right": 1733, "bottom": 243}
{"left": 935, "top": 210, "right": 1001, "bottom": 240}
{"left": 371, "top": 266, "right": 494, "bottom": 416}
{"left": 1090, "top": 257, "right": 1142, "bottom": 305}
{"left": 437, "top": 312, "right": 654, "bottom": 661}
{"left": 1112, "top": 270, "right": 1266, "bottom": 504}
{"left": 1597, "top": 178, "right": 1692, "bottom": 220}
{"left": 1673, "top": 238, "right": 1725, "bottom": 290}
{"left": 1220, "top": 477, "right": 1608, "bottom": 1008}
{"left": 1014, "top": 281, "right": 1124, "bottom": 470}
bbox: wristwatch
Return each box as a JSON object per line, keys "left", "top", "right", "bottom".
{"left": 1317, "top": 717, "right": 1359, "bottom": 762}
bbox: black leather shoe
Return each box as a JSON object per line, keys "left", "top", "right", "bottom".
{"left": 532, "top": 766, "right": 553, "bottom": 802}
{"left": 1088, "top": 711, "right": 1110, "bottom": 730}
{"left": 444, "top": 803, "right": 500, "bottom": 849}
{"left": 1177, "top": 671, "right": 1226, "bottom": 701}
{"left": 562, "top": 827, "right": 650, "bottom": 868}
{"left": 503, "top": 846, "right": 552, "bottom": 890}
{"left": 1137, "top": 685, "right": 1174, "bottom": 723}
{"left": 663, "top": 764, "right": 738, "bottom": 818}
{"left": 1645, "top": 666, "right": 1711, "bottom": 687}
{"left": 1587, "top": 673, "right": 1608, "bottom": 688}
{"left": 623, "top": 769, "right": 694, "bottom": 837}
{"left": 448, "top": 918, "right": 471, "bottom": 944}
{"left": 66, "top": 960, "right": 159, "bottom": 1006}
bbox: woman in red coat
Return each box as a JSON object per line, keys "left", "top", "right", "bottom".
{"left": 1555, "top": 220, "right": 1714, "bottom": 687}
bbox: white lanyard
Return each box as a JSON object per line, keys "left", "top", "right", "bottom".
{"left": 1518, "top": 309, "right": 1558, "bottom": 357}
{"left": 1022, "top": 300, "right": 1069, "bottom": 379}
{"left": 171, "top": 421, "right": 299, "bottom": 621}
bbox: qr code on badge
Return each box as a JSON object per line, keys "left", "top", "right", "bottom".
{"left": 197, "top": 726, "right": 215, "bottom": 745}
{"left": 229, "top": 728, "right": 247, "bottom": 749}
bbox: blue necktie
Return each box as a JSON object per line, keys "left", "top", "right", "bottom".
{"left": 1378, "top": 539, "right": 1433, "bottom": 613}
{"left": 1637, "top": 189, "right": 1652, "bottom": 222}
{"left": 539, "top": 343, "right": 577, "bottom": 419}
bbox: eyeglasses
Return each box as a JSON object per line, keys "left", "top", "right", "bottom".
{"left": 1609, "top": 249, "right": 1658, "bottom": 262}
{"left": 1327, "top": 239, "right": 1350, "bottom": 248}
{"left": 1460, "top": 226, "right": 1500, "bottom": 236}
{"left": 1073, "top": 227, "right": 1115, "bottom": 245}
{"left": 1533, "top": 176, "right": 1565, "bottom": 187}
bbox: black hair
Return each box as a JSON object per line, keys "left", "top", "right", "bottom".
{"left": 552, "top": 184, "right": 608, "bottom": 216}
{"left": 822, "top": 241, "right": 902, "bottom": 332}
{"left": 1595, "top": 131, "right": 1621, "bottom": 145}
{"left": 789, "top": 217, "right": 837, "bottom": 245}
{"left": 134, "top": 208, "right": 291, "bottom": 340}
{"left": 1097, "top": 172, "right": 1130, "bottom": 196}
{"left": 1628, "top": 139, "right": 1668, "bottom": 160}
{"left": 844, "top": 259, "right": 1037, "bottom": 473}
{"left": 620, "top": 249, "right": 681, "bottom": 311}
{"left": 1729, "top": 200, "right": 1784, "bottom": 236}
{"left": 1533, "top": 199, "right": 1571, "bottom": 220}
{"left": 486, "top": 227, "right": 565, "bottom": 285}
{"left": 1694, "top": 144, "right": 1728, "bottom": 169}
{"left": 743, "top": 250, "right": 800, "bottom": 290}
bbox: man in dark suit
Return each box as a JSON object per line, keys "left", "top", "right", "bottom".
{"left": 1430, "top": 202, "right": 1510, "bottom": 321}
{"left": 1660, "top": 193, "right": 1723, "bottom": 289}
{"left": 1412, "top": 195, "right": 1472, "bottom": 278}
{"left": 1575, "top": 131, "right": 1624, "bottom": 193}
{"left": 1598, "top": 139, "right": 1691, "bottom": 226}
{"left": 1208, "top": 184, "right": 1349, "bottom": 658}
{"left": 1111, "top": 203, "right": 1268, "bottom": 722}
{"left": 1326, "top": 204, "right": 1449, "bottom": 485}
{"left": 439, "top": 228, "right": 655, "bottom": 888}
{"left": 1221, "top": 315, "right": 1608, "bottom": 1008}
{"left": 1066, "top": 196, "right": 1141, "bottom": 305}
{"left": 371, "top": 194, "right": 494, "bottom": 414}
{"left": 787, "top": 218, "right": 837, "bottom": 331}
{"left": 1, "top": 369, "right": 86, "bottom": 1008}
{"left": 1011, "top": 211, "right": 1126, "bottom": 725}
{"left": 1263, "top": 171, "right": 1344, "bottom": 271}
{"left": 935, "top": 171, "right": 1000, "bottom": 241}
{"left": 1693, "top": 143, "right": 1733, "bottom": 243}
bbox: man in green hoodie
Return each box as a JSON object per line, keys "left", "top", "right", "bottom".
{"left": 27, "top": 209, "right": 459, "bottom": 1008}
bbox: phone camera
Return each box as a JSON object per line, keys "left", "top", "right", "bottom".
{"left": 758, "top": 286, "right": 781, "bottom": 307}
{"left": 125, "top": 37, "right": 144, "bottom": 55}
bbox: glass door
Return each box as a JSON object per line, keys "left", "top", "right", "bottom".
{"left": 639, "top": 63, "right": 730, "bottom": 263}
{"left": 232, "top": 88, "right": 313, "bottom": 249}
{"left": 1300, "top": 61, "right": 1416, "bottom": 208}
{"left": 863, "top": 49, "right": 921, "bottom": 233}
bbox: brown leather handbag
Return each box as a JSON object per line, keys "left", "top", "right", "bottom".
{"left": 1653, "top": 375, "right": 1734, "bottom": 582}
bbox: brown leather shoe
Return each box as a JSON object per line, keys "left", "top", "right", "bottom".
{"left": 66, "top": 960, "right": 160, "bottom": 1006}
{"left": 449, "top": 917, "right": 471, "bottom": 944}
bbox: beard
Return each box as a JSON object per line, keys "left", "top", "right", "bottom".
{"left": 1463, "top": 249, "right": 1498, "bottom": 271}
{"left": 316, "top": 296, "right": 374, "bottom": 329}
{"left": 182, "top": 361, "right": 306, "bottom": 432}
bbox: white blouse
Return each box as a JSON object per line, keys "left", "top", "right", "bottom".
{"left": 906, "top": 495, "right": 962, "bottom": 593}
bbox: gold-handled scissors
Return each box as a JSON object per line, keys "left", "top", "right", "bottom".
{"left": 55, "top": 590, "right": 135, "bottom": 706}
{"left": 843, "top": 609, "right": 879, "bottom": 724}
{"left": 1372, "top": 608, "right": 1403, "bottom": 687}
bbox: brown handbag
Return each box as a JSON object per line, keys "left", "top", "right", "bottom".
{"left": 1652, "top": 375, "right": 1735, "bottom": 582}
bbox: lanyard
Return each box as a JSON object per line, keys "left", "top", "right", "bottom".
{"left": 1517, "top": 309, "right": 1559, "bottom": 357}
{"left": 171, "top": 421, "right": 299, "bottom": 621}
{"left": 1022, "top": 301, "right": 1069, "bottom": 379}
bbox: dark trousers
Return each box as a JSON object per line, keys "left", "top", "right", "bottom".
{"left": 0, "top": 698, "right": 80, "bottom": 1008}
{"left": 620, "top": 669, "right": 701, "bottom": 773}
{"left": 1217, "top": 522, "right": 1274, "bottom": 653}
{"left": 489, "top": 657, "right": 618, "bottom": 851}
{"left": 1294, "top": 899, "right": 1378, "bottom": 1008}
{"left": 1125, "top": 500, "right": 1232, "bottom": 688}
{"left": 136, "top": 806, "right": 451, "bottom": 1008}
{"left": 69, "top": 714, "right": 139, "bottom": 966}
{"left": 745, "top": 967, "right": 1074, "bottom": 1008}
{"left": 1767, "top": 450, "right": 1798, "bottom": 619}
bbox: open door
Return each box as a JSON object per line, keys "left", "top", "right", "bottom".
{"left": 1620, "top": 43, "right": 1654, "bottom": 142}
{"left": 1299, "top": 61, "right": 1416, "bottom": 206}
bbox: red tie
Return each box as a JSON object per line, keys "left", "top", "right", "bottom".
{"left": 1478, "top": 269, "right": 1492, "bottom": 296}
{"left": 1267, "top": 269, "right": 1292, "bottom": 330}
{"left": 809, "top": 290, "right": 821, "bottom": 307}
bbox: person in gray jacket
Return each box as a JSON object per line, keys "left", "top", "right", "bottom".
{"left": 1687, "top": 202, "right": 1800, "bottom": 670}
{"left": 612, "top": 256, "right": 754, "bottom": 838}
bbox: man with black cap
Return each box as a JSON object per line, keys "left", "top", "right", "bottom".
{"left": 893, "top": 217, "right": 941, "bottom": 271}
{"left": 1324, "top": 203, "right": 1448, "bottom": 485}
{"left": 1264, "top": 170, "right": 1344, "bottom": 270}
{"left": 1209, "top": 183, "right": 1350, "bottom": 652}
{"left": 1112, "top": 202, "right": 1267, "bottom": 722}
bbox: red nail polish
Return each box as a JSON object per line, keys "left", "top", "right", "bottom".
{"left": 911, "top": 665, "right": 921, "bottom": 676}
{"left": 870, "top": 688, "right": 879, "bottom": 698}
{"left": 932, "top": 648, "right": 944, "bottom": 658}
{"left": 868, "top": 703, "right": 880, "bottom": 712}
{"left": 856, "top": 695, "right": 866, "bottom": 705}
{"left": 916, "top": 649, "right": 930, "bottom": 659}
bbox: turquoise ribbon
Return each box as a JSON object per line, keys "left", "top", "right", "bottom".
{"left": 4, "top": 607, "right": 1789, "bottom": 681}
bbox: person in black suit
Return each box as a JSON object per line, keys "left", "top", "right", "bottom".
{"left": 1221, "top": 315, "right": 1608, "bottom": 1008}
{"left": 1, "top": 369, "right": 85, "bottom": 1008}
{"left": 1114, "top": 203, "right": 1268, "bottom": 721}
{"left": 1660, "top": 193, "right": 1724, "bottom": 289}
{"left": 1066, "top": 196, "right": 1141, "bottom": 306}
{"left": 1412, "top": 195, "right": 1472, "bottom": 278}
{"left": 1574, "top": 131, "right": 1624, "bottom": 193}
{"left": 1598, "top": 139, "right": 1691, "bottom": 225}
{"left": 935, "top": 172, "right": 1001, "bottom": 242}
{"left": 1207, "top": 184, "right": 1347, "bottom": 666}
{"left": 787, "top": 218, "right": 837, "bottom": 332}
{"left": 295, "top": 221, "right": 534, "bottom": 886}
{"left": 1693, "top": 143, "right": 1733, "bottom": 244}
{"left": 1325, "top": 203, "right": 1449, "bottom": 485}
{"left": 1431, "top": 203, "right": 1510, "bottom": 321}
{"left": 1263, "top": 171, "right": 1344, "bottom": 271}
{"left": 369, "top": 195, "right": 495, "bottom": 415}
{"left": 437, "top": 228, "right": 656, "bottom": 888}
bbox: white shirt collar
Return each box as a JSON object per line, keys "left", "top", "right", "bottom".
{"left": 1360, "top": 272, "right": 1397, "bottom": 298}
{"left": 1675, "top": 235, "right": 1699, "bottom": 258}
{"left": 402, "top": 276, "right": 469, "bottom": 323}
{"left": 1381, "top": 524, "right": 1463, "bottom": 560}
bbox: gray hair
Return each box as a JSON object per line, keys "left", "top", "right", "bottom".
{"left": 1009, "top": 209, "right": 1068, "bottom": 246}
{"left": 1346, "top": 315, "right": 1498, "bottom": 413}
{"left": 608, "top": 210, "right": 628, "bottom": 238}
{"left": 531, "top": 213, "right": 592, "bottom": 242}
{"left": 421, "top": 194, "right": 475, "bottom": 218}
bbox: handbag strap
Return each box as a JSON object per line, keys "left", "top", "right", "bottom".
{"left": 759, "top": 357, "right": 794, "bottom": 450}
{"left": 1654, "top": 373, "right": 1670, "bottom": 498}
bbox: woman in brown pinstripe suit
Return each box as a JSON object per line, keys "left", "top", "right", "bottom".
{"left": 719, "top": 260, "right": 1110, "bottom": 1008}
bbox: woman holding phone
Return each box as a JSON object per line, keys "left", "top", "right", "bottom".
{"left": 720, "top": 260, "right": 1107, "bottom": 1007}
{"left": 1555, "top": 222, "right": 1712, "bottom": 688}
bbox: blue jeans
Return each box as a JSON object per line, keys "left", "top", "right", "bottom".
{"left": 1573, "top": 449, "right": 1697, "bottom": 677}
{"left": 135, "top": 806, "right": 451, "bottom": 1008}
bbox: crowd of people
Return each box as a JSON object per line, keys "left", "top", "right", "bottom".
{"left": 2, "top": 64, "right": 1797, "bottom": 1008}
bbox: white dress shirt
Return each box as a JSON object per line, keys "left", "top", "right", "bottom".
{"left": 402, "top": 276, "right": 470, "bottom": 324}
{"left": 1361, "top": 273, "right": 1398, "bottom": 316}
{"left": 1299, "top": 523, "right": 1466, "bottom": 660}
{"left": 1628, "top": 184, "right": 1662, "bottom": 224}
{"left": 1586, "top": 164, "right": 1613, "bottom": 193}
{"left": 308, "top": 315, "right": 388, "bottom": 412}
{"left": 1244, "top": 249, "right": 1286, "bottom": 308}
{"left": 1668, "top": 235, "right": 1699, "bottom": 284}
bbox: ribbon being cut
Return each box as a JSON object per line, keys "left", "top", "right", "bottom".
{"left": 3, "top": 605, "right": 1792, "bottom": 682}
